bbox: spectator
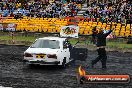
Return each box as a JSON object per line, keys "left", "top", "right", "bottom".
{"left": 0, "top": 0, "right": 131, "bottom": 23}
{"left": 0, "top": 13, "right": 2, "bottom": 20}
{"left": 10, "top": 12, "right": 14, "bottom": 17}
{"left": 83, "top": 0, "right": 131, "bottom": 24}
{"left": 3, "top": 9, "right": 9, "bottom": 17}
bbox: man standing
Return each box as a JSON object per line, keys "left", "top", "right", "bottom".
{"left": 91, "top": 26, "right": 114, "bottom": 69}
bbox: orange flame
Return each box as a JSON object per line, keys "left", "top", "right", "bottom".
{"left": 78, "top": 66, "right": 86, "bottom": 76}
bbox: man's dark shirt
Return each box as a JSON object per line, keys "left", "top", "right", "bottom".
{"left": 94, "top": 30, "right": 113, "bottom": 47}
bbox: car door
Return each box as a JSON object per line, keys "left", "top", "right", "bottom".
{"left": 63, "top": 40, "right": 70, "bottom": 63}
{"left": 71, "top": 47, "right": 88, "bottom": 61}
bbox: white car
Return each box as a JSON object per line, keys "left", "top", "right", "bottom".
{"left": 23, "top": 37, "right": 88, "bottom": 67}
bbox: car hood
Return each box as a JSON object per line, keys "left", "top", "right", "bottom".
{"left": 25, "top": 48, "right": 60, "bottom": 54}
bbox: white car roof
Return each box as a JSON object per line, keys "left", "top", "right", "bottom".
{"left": 38, "top": 37, "right": 66, "bottom": 41}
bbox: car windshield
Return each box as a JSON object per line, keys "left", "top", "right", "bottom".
{"left": 31, "top": 39, "right": 60, "bottom": 49}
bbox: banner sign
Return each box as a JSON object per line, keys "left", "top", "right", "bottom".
{"left": 60, "top": 25, "right": 79, "bottom": 38}
{"left": 6, "top": 23, "right": 16, "bottom": 31}
{"left": 0, "top": 24, "right": 3, "bottom": 30}
{"left": 0, "top": 23, "right": 16, "bottom": 31}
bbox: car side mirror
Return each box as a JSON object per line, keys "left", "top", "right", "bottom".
{"left": 63, "top": 45, "right": 67, "bottom": 49}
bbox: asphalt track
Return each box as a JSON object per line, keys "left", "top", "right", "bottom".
{"left": 0, "top": 45, "right": 132, "bottom": 88}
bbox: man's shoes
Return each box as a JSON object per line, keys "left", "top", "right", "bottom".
{"left": 102, "top": 67, "right": 107, "bottom": 70}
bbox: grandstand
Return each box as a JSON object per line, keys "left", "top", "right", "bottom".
{"left": 0, "top": 0, "right": 131, "bottom": 38}
{"left": 0, "top": 17, "right": 131, "bottom": 37}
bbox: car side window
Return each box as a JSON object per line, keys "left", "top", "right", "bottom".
{"left": 63, "top": 41, "right": 68, "bottom": 49}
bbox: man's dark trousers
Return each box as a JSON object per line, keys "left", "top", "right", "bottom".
{"left": 92, "top": 48, "right": 107, "bottom": 68}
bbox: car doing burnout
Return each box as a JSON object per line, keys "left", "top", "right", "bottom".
{"left": 23, "top": 37, "right": 88, "bottom": 67}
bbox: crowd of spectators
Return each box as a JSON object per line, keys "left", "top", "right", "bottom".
{"left": 0, "top": 0, "right": 131, "bottom": 24}
{"left": 83, "top": 0, "right": 132, "bottom": 24}
{"left": 0, "top": 0, "right": 79, "bottom": 18}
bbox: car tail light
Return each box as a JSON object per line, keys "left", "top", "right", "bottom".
{"left": 47, "top": 54, "right": 57, "bottom": 59}
{"left": 24, "top": 53, "right": 33, "bottom": 57}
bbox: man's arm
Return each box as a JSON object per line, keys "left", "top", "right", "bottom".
{"left": 92, "top": 26, "right": 97, "bottom": 44}
{"left": 104, "top": 25, "right": 115, "bottom": 37}
{"left": 92, "top": 33, "right": 96, "bottom": 44}
{"left": 104, "top": 29, "right": 113, "bottom": 37}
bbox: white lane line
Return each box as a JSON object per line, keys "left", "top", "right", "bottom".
{"left": 0, "top": 86, "right": 12, "bottom": 88}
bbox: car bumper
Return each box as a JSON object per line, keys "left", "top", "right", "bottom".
{"left": 23, "top": 60, "right": 60, "bottom": 65}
